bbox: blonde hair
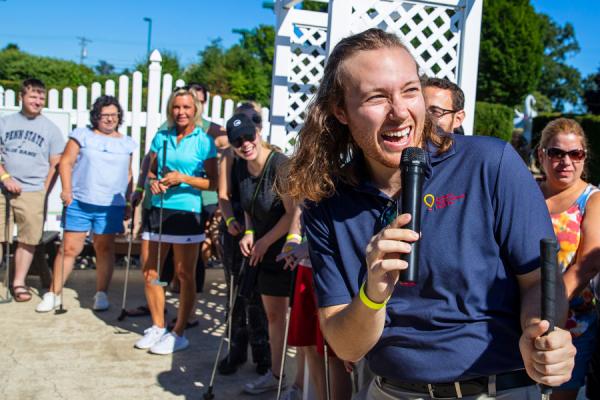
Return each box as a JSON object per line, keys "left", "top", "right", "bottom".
{"left": 166, "top": 88, "right": 203, "bottom": 128}
{"left": 281, "top": 28, "right": 450, "bottom": 203}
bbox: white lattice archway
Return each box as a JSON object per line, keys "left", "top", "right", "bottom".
{"left": 269, "top": 0, "right": 483, "bottom": 151}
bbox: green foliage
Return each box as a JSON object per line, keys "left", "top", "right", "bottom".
{"left": 583, "top": 70, "right": 600, "bottom": 115}
{"left": 0, "top": 46, "right": 96, "bottom": 91}
{"left": 474, "top": 101, "right": 514, "bottom": 142}
{"left": 95, "top": 60, "right": 115, "bottom": 76}
{"left": 184, "top": 25, "right": 275, "bottom": 106}
{"left": 536, "top": 14, "right": 582, "bottom": 110}
{"left": 302, "top": 1, "right": 328, "bottom": 12}
{"left": 477, "top": 0, "right": 544, "bottom": 105}
{"left": 533, "top": 113, "right": 600, "bottom": 184}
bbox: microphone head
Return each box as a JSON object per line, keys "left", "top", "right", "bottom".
{"left": 400, "top": 147, "right": 427, "bottom": 167}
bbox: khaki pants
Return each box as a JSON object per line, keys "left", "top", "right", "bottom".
{"left": 0, "top": 190, "right": 46, "bottom": 245}
{"left": 353, "top": 377, "right": 541, "bottom": 400}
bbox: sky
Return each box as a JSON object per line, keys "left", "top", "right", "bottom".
{"left": 0, "top": 0, "right": 598, "bottom": 77}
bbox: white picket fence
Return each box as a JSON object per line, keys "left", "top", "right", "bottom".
{"left": 0, "top": 49, "right": 272, "bottom": 179}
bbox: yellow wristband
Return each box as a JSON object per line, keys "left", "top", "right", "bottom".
{"left": 135, "top": 187, "right": 144, "bottom": 193}
{"left": 359, "top": 281, "right": 389, "bottom": 310}
{"left": 0, "top": 173, "right": 10, "bottom": 181}
{"left": 244, "top": 229, "right": 255, "bottom": 235}
{"left": 286, "top": 233, "right": 303, "bottom": 242}
{"left": 225, "top": 216, "right": 236, "bottom": 227}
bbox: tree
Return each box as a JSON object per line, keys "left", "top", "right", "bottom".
{"left": 477, "top": 0, "right": 544, "bottom": 105}
{"left": 95, "top": 60, "right": 115, "bottom": 76}
{"left": 583, "top": 70, "right": 600, "bottom": 115}
{"left": 302, "top": 1, "right": 328, "bottom": 12}
{"left": 0, "top": 46, "right": 96, "bottom": 91}
{"left": 184, "top": 25, "right": 275, "bottom": 106}
{"left": 536, "top": 14, "right": 582, "bottom": 111}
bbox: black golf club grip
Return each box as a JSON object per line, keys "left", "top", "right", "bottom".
{"left": 162, "top": 140, "right": 168, "bottom": 177}
{"left": 540, "top": 237, "right": 558, "bottom": 396}
{"left": 540, "top": 238, "right": 557, "bottom": 333}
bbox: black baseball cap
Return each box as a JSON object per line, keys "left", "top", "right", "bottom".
{"left": 226, "top": 113, "right": 256, "bottom": 144}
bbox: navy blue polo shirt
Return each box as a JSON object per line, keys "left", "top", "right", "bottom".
{"left": 304, "top": 134, "right": 554, "bottom": 382}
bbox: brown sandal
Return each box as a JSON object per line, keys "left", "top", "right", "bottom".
{"left": 12, "top": 285, "right": 32, "bottom": 302}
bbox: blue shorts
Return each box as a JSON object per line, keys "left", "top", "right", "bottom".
{"left": 62, "top": 199, "right": 125, "bottom": 235}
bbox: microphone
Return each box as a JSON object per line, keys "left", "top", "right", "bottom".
{"left": 399, "top": 147, "right": 427, "bottom": 286}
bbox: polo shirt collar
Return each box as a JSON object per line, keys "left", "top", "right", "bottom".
{"left": 427, "top": 129, "right": 456, "bottom": 165}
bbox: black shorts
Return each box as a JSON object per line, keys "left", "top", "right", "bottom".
{"left": 256, "top": 261, "right": 293, "bottom": 297}
{"left": 141, "top": 207, "right": 204, "bottom": 244}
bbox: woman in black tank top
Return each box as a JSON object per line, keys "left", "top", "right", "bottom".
{"left": 220, "top": 109, "right": 298, "bottom": 394}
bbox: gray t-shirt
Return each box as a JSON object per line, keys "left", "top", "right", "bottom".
{"left": 0, "top": 112, "right": 65, "bottom": 192}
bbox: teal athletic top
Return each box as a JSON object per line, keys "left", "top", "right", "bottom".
{"left": 150, "top": 126, "right": 217, "bottom": 213}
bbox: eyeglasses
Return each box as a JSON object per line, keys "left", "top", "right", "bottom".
{"left": 232, "top": 133, "right": 256, "bottom": 148}
{"left": 99, "top": 113, "right": 119, "bottom": 120}
{"left": 543, "top": 147, "right": 586, "bottom": 162}
{"left": 427, "top": 106, "right": 458, "bottom": 118}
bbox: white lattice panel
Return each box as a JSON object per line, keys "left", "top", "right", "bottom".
{"left": 347, "top": 1, "right": 462, "bottom": 81}
{"left": 285, "top": 24, "right": 327, "bottom": 150}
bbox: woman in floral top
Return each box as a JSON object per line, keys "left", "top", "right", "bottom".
{"left": 538, "top": 118, "right": 600, "bottom": 400}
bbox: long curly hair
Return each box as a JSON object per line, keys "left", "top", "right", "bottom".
{"left": 281, "top": 28, "right": 451, "bottom": 203}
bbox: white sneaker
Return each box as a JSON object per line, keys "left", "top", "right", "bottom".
{"left": 282, "top": 385, "right": 302, "bottom": 400}
{"left": 93, "top": 291, "right": 110, "bottom": 311}
{"left": 134, "top": 326, "right": 166, "bottom": 349}
{"left": 35, "top": 292, "right": 61, "bottom": 313}
{"left": 244, "top": 370, "right": 285, "bottom": 394}
{"left": 149, "top": 331, "right": 189, "bottom": 355}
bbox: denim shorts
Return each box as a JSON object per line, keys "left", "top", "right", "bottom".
{"left": 63, "top": 199, "right": 125, "bottom": 235}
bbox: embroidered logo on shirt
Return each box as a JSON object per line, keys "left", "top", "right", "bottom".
{"left": 423, "top": 193, "right": 466, "bottom": 211}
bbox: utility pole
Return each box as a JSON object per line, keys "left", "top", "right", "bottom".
{"left": 77, "top": 36, "right": 92, "bottom": 65}
{"left": 143, "top": 17, "right": 152, "bottom": 57}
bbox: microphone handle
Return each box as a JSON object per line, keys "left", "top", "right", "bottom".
{"left": 399, "top": 165, "right": 425, "bottom": 284}
{"left": 540, "top": 238, "right": 558, "bottom": 397}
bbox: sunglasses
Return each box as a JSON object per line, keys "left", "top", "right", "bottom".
{"left": 232, "top": 133, "right": 257, "bottom": 148}
{"left": 543, "top": 147, "right": 586, "bottom": 162}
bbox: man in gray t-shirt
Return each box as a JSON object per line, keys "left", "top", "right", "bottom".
{"left": 0, "top": 79, "right": 64, "bottom": 302}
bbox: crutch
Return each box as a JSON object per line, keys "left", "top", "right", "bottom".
{"left": 0, "top": 188, "right": 12, "bottom": 304}
{"left": 55, "top": 207, "right": 67, "bottom": 315}
{"left": 203, "top": 258, "right": 248, "bottom": 400}
{"left": 151, "top": 142, "right": 168, "bottom": 287}
{"left": 117, "top": 205, "right": 137, "bottom": 321}
{"left": 540, "top": 238, "right": 558, "bottom": 400}
{"left": 276, "top": 266, "right": 299, "bottom": 400}
{"left": 323, "top": 343, "right": 332, "bottom": 400}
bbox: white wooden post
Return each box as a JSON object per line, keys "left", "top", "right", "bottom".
{"left": 131, "top": 71, "right": 143, "bottom": 178}
{"left": 105, "top": 79, "right": 116, "bottom": 96}
{"left": 160, "top": 73, "right": 173, "bottom": 125}
{"left": 5, "top": 90, "right": 16, "bottom": 107}
{"left": 224, "top": 98, "right": 235, "bottom": 124}
{"left": 5, "top": 90, "right": 15, "bottom": 107}
{"left": 211, "top": 95, "right": 223, "bottom": 126}
{"left": 145, "top": 49, "right": 162, "bottom": 153}
{"left": 48, "top": 89, "right": 59, "bottom": 110}
{"left": 118, "top": 75, "right": 130, "bottom": 132}
{"left": 76, "top": 86, "right": 88, "bottom": 128}
{"left": 456, "top": 0, "right": 483, "bottom": 135}
{"left": 91, "top": 82, "right": 102, "bottom": 106}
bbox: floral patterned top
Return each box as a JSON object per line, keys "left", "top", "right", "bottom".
{"left": 550, "top": 184, "right": 599, "bottom": 337}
